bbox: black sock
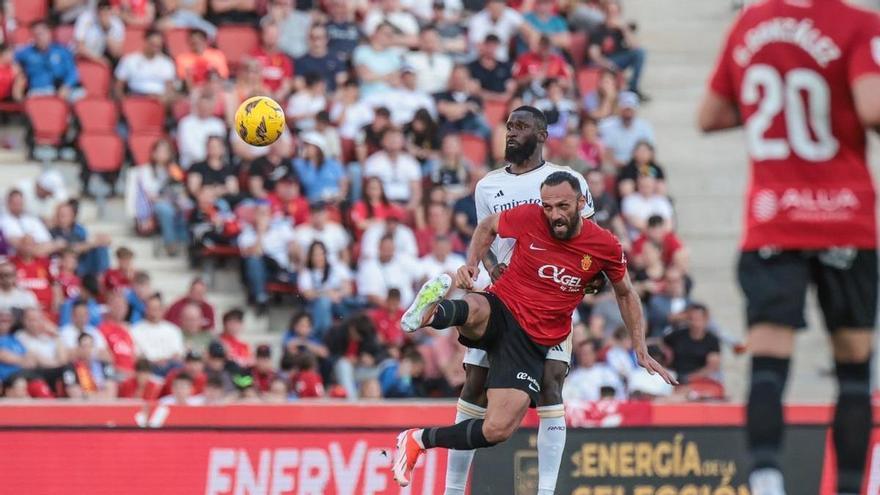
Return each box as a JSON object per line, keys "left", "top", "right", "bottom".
{"left": 833, "top": 360, "right": 872, "bottom": 494}
{"left": 421, "top": 419, "right": 496, "bottom": 450}
{"left": 430, "top": 299, "right": 469, "bottom": 329}
{"left": 747, "top": 356, "right": 790, "bottom": 471}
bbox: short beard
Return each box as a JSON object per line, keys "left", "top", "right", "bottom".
{"left": 504, "top": 135, "right": 539, "bottom": 164}
{"left": 549, "top": 213, "right": 581, "bottom": 240}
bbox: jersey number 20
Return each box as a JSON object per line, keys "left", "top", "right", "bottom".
{"left": 741, "top": 64, "right": 840, "bottom": 162}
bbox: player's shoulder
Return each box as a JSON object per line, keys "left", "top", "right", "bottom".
{"left": 543, "top": 161, "right": 581, "bottom": 176}
{"left": 584, "top": 220, "right": 622, "bottom": 249}
{"left": 476, "top": 167, "right": 509, "bottom": 188}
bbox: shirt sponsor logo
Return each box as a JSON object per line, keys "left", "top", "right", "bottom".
{"left": 752, "top": 187, "right": 859, "bottom": 223}
{"left": 492, "top": 198, "right": 541, "bottom": 212}
{"left": 538, "top": 265, "right": 584, "bottom": 292}
{"left": 517, "top": 372, "right": 540, "bottom": 392}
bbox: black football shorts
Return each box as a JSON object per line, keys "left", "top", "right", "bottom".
{"left": 737, "top": 249, "right": 877, "bottom": 332}
{"left": 457, "top": 292, "right": 549, "bottom": 406}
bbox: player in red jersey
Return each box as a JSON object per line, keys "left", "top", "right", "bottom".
{"left": 390, "top": 172, "right": 675, "bottom": 487}
{"left": 698, "top": 1, "right": 880, "bottom": 493}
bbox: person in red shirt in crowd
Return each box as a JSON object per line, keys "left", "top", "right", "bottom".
{"left": 251, "top": 19, "right": 294, "bottom": 103}
{"left": 117, "top": 358, "right": 163, "bottom": 399}
{"left": 164, "top": 277, "right": 216, "bottom": 332}
{"left": 631, "top": 215, "right": 688, "bottom": 273}
{"left": 219, "top": 309, "right": 252, "bottom": 368}
{"left": 103, "top": 246, "right": 135, "bottom": 293}
{"left": 512, "top": 36, "right": 572, "bottom": 91}
{"left": 175, "top": 29, "right": 230, "bottom": 87}
{"left": 290, "top": 353, "right": 324, "bottom": 398}
{"left": 98, "top": 292, "right": 136, "bottom": 377}
{"left": 11, "top": 235, "right": 53, "bottom": 312}
{"left": 369, "top": 288, "right": 405, "bottom": 348}
{"left": 350, "top": 177, "right": 405, "bottom": 241}
{"left": 112, "top": 0, "right": 155, "bottom": 27}
{"left": 250, "top": 344, "right": 277, "bottom": 393}
{"left": 414, "top": 203, "right": 466, "bottom": 257}
{"left": 160, "top": 350, "right": 207, "bottom": 397}
{"left": 53, "top": 249, "right": 82, "bottom": 312}
{"left": 0, "top": 43, "right": 18, "bottom": 103}
{"left": 268, "top": 176, "right": 311, "bottom": 225}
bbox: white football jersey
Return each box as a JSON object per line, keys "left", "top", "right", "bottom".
{"left": 475, "top": 161, "right": 594, "bottom": 264}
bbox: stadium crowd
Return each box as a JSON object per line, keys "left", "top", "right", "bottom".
{"left": 0, "top": 0, "right": 732, "bottom": 403}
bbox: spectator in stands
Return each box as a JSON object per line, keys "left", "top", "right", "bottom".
{"left": 605, "top": 326, "right": 638, "bottom": 378}
{"left": 618, "top": 141, "right": 667, "bottom": 197}
{"left": 404, "top": 109, "right": 441, "bottom": 175}
{"left": 349, "top": 177, "right": 399, "bottom": 240}
{"left": 355, "top": 106, "right": 393, "bottom": 164}
{"left": 52, "top": 249, "right": 81, "bottom": 311}
{"left": 293, "top": 202, "right": 350, "bottom": 263}
{"left": 59, "top": 299, "right": 110, "bottom": 359}
{"left": 621, "top": 171, "right": 674, "bottom": 235}
{"left": 219, "top": 309, "right": 252, "bottom": 368}
{"left": 102, "top": 246, "right": 135, "bottom": 292}
{"left": 160, "top": 350, "right": 207, "bottom": 397}
{"left": 415, "top": 203, "right": 465, "bottom": 257}
{"left": 205, "top": 340, "right": 240, "bottom": 392}
{"left": 588, "top": 0, "right": 647, "bottom": 98}
{"left": 298, "top": 241, "right": 355, "bottom": 338}
{"left": 0, "top": 44, "right": 17, "bottom": 104}
{"left": 187, "top": 136, "right": 239, "bottom": 200}
{"left": 283, "top": 312, "right": 329, "bottom": 361}
{"left": 467, "top": 0, "right": 537, "bottom": 63}
{"left": 58, "top": 274, "right": 102, "bottom": 327}
{"left": 158, "top": 0, "right": 217, "bottom": 39}
{"left": 585, "top": 169, "right": 628, "bottom": 242}
{"left": 324, "top": 0, "right": 360, "bottom": 63}
{"left": 73, "top": 0, "right": 125, "bottom": 65}
{"left": 10, "top": 235, "right": 53, "bottom": 313}
{"left": 225, "top": 57, "right": 270, "bottom": 121}
{"left": 50, "top": 201, "right": 111, "bottom": 277}
{"left": 165, "top": 277, "right": 215, "bottom": 331}
{"left": 430, "top": 134, "right": 471, "bottom": 201}
{"left": 238, "top": 204, "right": 297, "bottom": 310}
{"left": 524, "top": 0, "right": 570, "bottom": 51}
{"left": 13, "top": 20, "right": 82, "bottom": 101}
{"left": 178, "top": 302, "right": 213, "bottom": 353}
{"left": 98, "top": 292, "right": 136, "bottom": 378}
{"left": 0, "top": 260, "right": 37, "bottom": 315}
{"left": 353, "top": 23, "right": 402, "bottom": 98}
{"left": 159, "top": 371, "right": 203, "bottom": 405}
{"left": 325, "top": 314, "right": 384, "bottom": 400}
{"left": 0, "top": 308, "right": 29, "bottom": 381}
{"left": 114, "top": 28, "right": 176, "bottom": 101}
{"left": 290, "top": 352, "right": 324, "bottom": 398}
{"left": 552, "top": 132, "right": 590, "bottom": 174}
{"left": 536, "top": 79, "right": 579, "bottom": 139}
{"left": 357, "top": 235, "right": 417, "bottom": 306}
{"left": 178, "top": 93, "right": 227, "bottom": 169}
{"left": 435, "top": 65, "right": 489, "bottom": 139}
{"left": 329, "top": 79, "right": 374, "bottom": 150}
{"left": 647, "top": 268, "right": 690, "bottom": 337}
{"left": 360, "top": 209, "right": 417, "bottom": 262}
{"left": 248, "top": 21, "right": 293, "bottom": 102}
{"left": 368, "top": 288, "right": 404, "bottom": 348}
{"left": 563, "top": 339, "right": 626, "bottom": 401}
{"left": 117, "top": 357, "right": 163, "bottom": 400}
{"left": 263, "top": 0, "right": 310, "bottom": 59}
{"left": 467, "top": 35, "right": 514, "bottom": 103}
{"left": 419, "top": 234, "right": 466, "bottom": 281}
{"left": 269, "top": 176, "right": 310, "bottom": 225}
{"left": 250, "top": 344, "right": 276, "bottom": 393}
{"left": 514, "top": 36, "right": 573, "bottom": 95}
{"left": 1, "top": 189, "right": 57, "bottom": 256}
{"left": 15, "top": 169, "right": 69, "bottom": 224}
{"left": 175, "top": 29, "right": 229, "bottom": 87}
{"left": 293, "top": 132, "right": 347, "bottom": 204}
{"left": 131, "top": 294, "right": 185, "bottom": 376}
{"left": 208, "top": 0, "right": 260, "bottom": 26}
{"left": 126, "top": 271, "right": 153, "bottom": 325}
{"left": 599, "top": 91, "right": 655, "bottom": 166}
{"left": 295, "top": 24, "right": 346, "bottom": 93}
{"left": 247, "top": 134, "right": 293, "bottom": 196}
{"left": 364, "top": 128, "right": 422, "bottom": 211}
{"left": 367, "top": 66, "right": 437, "bottom": 128}
{"left": 17, "top": 308, "right": 69, "bottom": 377}
{"left": 404, "top": 26, "right": 453, "bottom": 95}
{"left": 286, "top": 72, "right": 327, "bottom": 132}
{"left": 64, "top": 333, "right": 118, "bottom": 399}
{"left": 116, "top": 0, "right": 157, "bottom": 27}
{"left": 583, "top": 69, "right": 619, "bottom": 120}
{"left": 662, "top": 303, "right": 721, "bottom": 384}
{"left": 363, "top": 0, "right": 420, "bottom": 48}
{"left": 633, "top": 215, "right": 688, "bottom": 272}
{"left": 578, "top": 118, "right": 605, "bottom": 170}
{"left": 379, "top": 349, "right": 425, "bottom": 398}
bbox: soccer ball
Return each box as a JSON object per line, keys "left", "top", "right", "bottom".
{"left": 234, "top": 96, "right": 285, "bottom": 146}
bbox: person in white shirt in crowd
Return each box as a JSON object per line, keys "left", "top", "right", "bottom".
{"left": 363, "top": 127, "right": 422, "bottom": 211}
{"left": 353, "top": 23, "right": 404, "bottom": 98}
{"left": 17, "top": 308, "right": 68, "bottom": 371}
{"left": 599, "top": 91, "right": 655, "bottom": 166}
{"left": 363, "top": 0, "right": 420, "bottom": 48}
{"left": 626, "top": 345, "right": 674, "bottom": 399}
{"left": 262, "top": 0, "right": 311, "bottom": 58}
{"left": 293, "top": 202, "right": 351, "bottom": 263}
{"left": 131, "top": 294, "right": 185, "bottom": 376}
{"left": 286, "top": 72, "right": 328, "bottom": 132}
{"left": 12, "top": 169, "right": 68, "bottom": 225}
{"left": 298, "top": 240, "right": 355, "bottom": 337}
{"left": 359, "top": 209, "right": 418, "bottom": 262}
{"left": 330, "top": 78, "right": 375, "bottom": 142}
{"left": 59, "top": 299, "right": 111, "bottom": 360}
{"left": 159, "top": 371, "right": 206, "bottom": 405}
{"left": 563, "top": 339, "right": 626, "bottom": 402}
{"left": 73, "top": 0, "right": 125, "bottom": 65}
{"left": 1, "top": 189, "right": 59, "bottom": 255}
{"left": 467, "top": 0, "right": 538, "bottom": 63}
{"left": 405, "top": 0, "right": 464, "bottom": 22}
{"left": 418, "top": 234, "right": 466, "bottom": 281}
{"left": 0, "top": 260, "right": 38, "bottom": 314}
{"left": 238, "top": 204, "right": 298, "bottom": 310}
{"left": 357, "top": 235, "right": 418, "bottom": 306}
{"left": 364, "top": 66, "right": 437, "bottom": 127}
{"left": 114, "top": 28, "right": 176, "bottom": 101}
{"left": 177, "top": 92, "right": 227, "bottom": 169}
{"left": 404, "top": 25, "right": 453, "bottom": 94}
{"left": 604, "top": 326, "right": 638, "bottom": 379}
{"left": 621, "top": 170, "right": 674, "bottom": 235}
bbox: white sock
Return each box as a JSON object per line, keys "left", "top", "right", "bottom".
{"left": 537, "top": 404, "right": 566, "bottom": 495}
{"left": 443, "top": 399, "right": 485, "bottom": 495}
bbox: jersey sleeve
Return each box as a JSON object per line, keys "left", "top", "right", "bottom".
{"left": 575, "top": 172, "right": 595, "bottom": 218}
{"left": 707, "top": 18, "right": 740, "bottom": 102}
{"left": 848, "top": 13, "right": 880, "bottom": 83}
{"left": 497, "top": 204, "right": 540, "bottom": 239}
{"left": 474, "top": 182, "right": 492, "bottom": 222}
{"left": 602, "top": 234, "right": 628, "bottom": 283}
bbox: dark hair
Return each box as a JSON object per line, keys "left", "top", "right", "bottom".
{"left": 288, "top": 311, "right": 312, "bottom": 330}
{"left": 81, "top": 274, "right": 101, "bottom": 297}
{"left": 205, "top": 373, "right": 225, "bottom": 389}
{"left": 223, "top": 308, "right": 245, "bottom": 324}
{"left": 77, "top": 332, "right": 94, "bottom": 344}
{"left": 133, "top": 271, "right": 151, "bottom": 285}
{"left": 306, "top": 241, "right": 331, "bottom": 284}
{"left": 363, "top": 177, "right": 389, "bottom": 218}
{"left": 511, "top": 105, "right": 548, "bottom": 133}
{"left": 144, "top": 27, "right": 162, "bottom": 39}
{"left": 304, "top": 72, "right": 323, "bottom": 87}
{"left": 647, "top": 215, "right": 665, "bottom": 228}
{"left": 374, "top": 107, "right": 391, "bottom": 119}
{"left": 541, "top": 171, "right": 582, "bottom": 196}
{"left": 135, "top": 358, "right": 152, "bottom": 372}
{"left": 188, "top": 28, "right": 208, "bottom": 40}
{"left": 72, "top": 298, "right": 89, "bottom": 311}
{"left": 174, "top": 371, "right": 194, "bottom": 383}
{"left": 387, "top": 288, "right": 401, "bottom": 301}
{"left": 116, "top": 246, "right": 134, "bottom": 259}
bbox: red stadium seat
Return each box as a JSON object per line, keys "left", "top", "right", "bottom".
{"left": 164, "top": 28, "right": 190, "bottom": 59}
{"left": 79, "top": 133, "right": 125, "bottom": 173}
{"left": 483, "top": 99, "right": 508, "bottom": 129}
{"left": 74, "top": 98, "right": 118, "bottom": 133}
{"left": 216, "top": 25, "right": 259, "bottom": 72}
{"left": 128, "top": 133, "right": 164, "bottom": 165}
{"left": 54, "top": 25, "right": 75, "bottom": 46}
{"left": 76, "top": 59, "right": 112, "bottom": 98}
{"left": 24, "top": 96, "right": 69, "bottom": 146}
{"left": 460, "top": 133, "right": 488, "bottom": 167}
{"left": 12, "top": 0, "right": 48, "bottom": 25}
{"left": 577, "top": 67, "right": 602, "bottom": 96}
{"left": 685, "top": 378, "right": 726, "bottom": 401}
{"left": 172, "top": 98, "right": 191, "bottom": 120}
{"left": 569, "top": 31, "right": 588, "bottom": 70}
{"left": 122, "top": 26, "right": 147, "bottom": 54}
{"left": 340, "top": 137, "right": 356, "bottom": 164}
{"left": 10, "top": 27, "right": 32, "bottom": 46}
{"left": 122, "top": 96, "right": 166, "bottom": 134}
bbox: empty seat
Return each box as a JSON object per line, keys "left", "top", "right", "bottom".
{"left": 76, "top": 59, "right": 112, "bottom": 98}
{"left": 79, "top": 133, "right": 125, "bottom": 173}
{"left": 164, "top": 28, "right": 190, "bottom": 59}
{"left": 460, "top": 133, "right": 488, "bottom": 167}
{"left": 24, "top": 96, "right": 70, "bottom": 146}
{"left": 577, "top": 67, "right": 602, "bottom": 96}
{"left": 54, "top": 25, "right": 75, "bottom": 46}
{"left": 12, "top": 0, "right": 48, "bottom": 25}
{"left": 128, "top": 133, "right": 164, "bottom": 165}
{"left": 122, "top": 27, "right": 147, "bottom": 54}
{"left": 122, "top": 96, "right": 166, "bottom": 134}
{"left": 216, "top": 25, "right": 259, "bottom": 73}
{"left": 483, "top": 99, "right": 508, "bottom": 129}
{"left": 74, "top": 98, "right": 118, "bottom": 133}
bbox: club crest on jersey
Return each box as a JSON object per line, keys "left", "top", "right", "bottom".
{"left": 580, "top": 255, "right": 592, "bottom": 271}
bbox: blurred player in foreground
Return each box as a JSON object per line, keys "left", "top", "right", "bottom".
{"left": 390, "top": 172, "right": 675, "bottom": 487}
{"left": 698, "top": 1, "right": 880, "bottom": 493}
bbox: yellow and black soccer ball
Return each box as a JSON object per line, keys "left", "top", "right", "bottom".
{"left": 234, "top": 96, "right": 285, "bottom": 146}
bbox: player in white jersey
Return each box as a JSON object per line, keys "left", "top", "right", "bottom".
{"left": 443, "top": 106, "right": 597, "bottom": 495}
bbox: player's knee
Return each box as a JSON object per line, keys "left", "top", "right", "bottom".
{"left": 482, "top": 417, "right": 516, "bottom": 444}
{"left": 462, "top": 293, "right": 489, "bottom": 326}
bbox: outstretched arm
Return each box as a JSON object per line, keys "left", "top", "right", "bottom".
{"left": 611, "top": 272, "right": 677, "bottom": 385}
